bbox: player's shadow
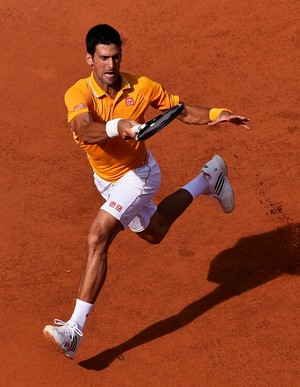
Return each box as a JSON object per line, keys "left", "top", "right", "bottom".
{"left": 79, "top": 223, "right": 300, "bottom": 371}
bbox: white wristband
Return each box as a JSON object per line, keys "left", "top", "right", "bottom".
{"left": 106, "top": 118, "right": 122, "bottom": 138}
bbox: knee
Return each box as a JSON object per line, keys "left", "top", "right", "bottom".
{"left": 139, "top": 231, "right": 165, "bottom": 245}
{"left": 87, "top": 223, "right": 109, "bottom": 253}
{"left": 138, "top": 212, "right": 169, "bottom": 244}
{"left": 149, "top": 236, "right": 164, "bottom": 245}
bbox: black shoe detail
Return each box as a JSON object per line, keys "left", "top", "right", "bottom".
{"left": 68, "top": 335, "right": 77, "bottom": 353}
{"left": 215, "top": 173, "right": 225, "bottom": 195}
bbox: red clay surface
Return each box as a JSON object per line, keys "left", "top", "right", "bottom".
{"left": 1, "top": 0, "right": 299, "bottom": 386}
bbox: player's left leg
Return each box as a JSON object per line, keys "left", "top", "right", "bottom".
{"left": 137, "top": 154, "right": 234, "bottom": 244}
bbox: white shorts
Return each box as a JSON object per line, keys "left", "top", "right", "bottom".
{"left": 93, "top": 151, "right": 161, "bottom": 232}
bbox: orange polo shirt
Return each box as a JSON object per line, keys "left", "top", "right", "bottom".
{"left": 64, "top": 71, "right": 180, "bottom": 181}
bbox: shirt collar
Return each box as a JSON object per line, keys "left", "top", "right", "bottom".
{"left": 88, "top": 71, "right": 131, "bottom": 98}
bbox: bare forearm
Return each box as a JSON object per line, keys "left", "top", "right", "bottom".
{"left": 178, "top": 103, "right": 236, "bottom": 126}
{"left": 70, "top": 112, "right": 108, "bottom": 144}
{"left": 76, "top": 121, "right": 108, "bottom": 144}
{"left": 178, "top": 104, "right": 211, "bottom": 125}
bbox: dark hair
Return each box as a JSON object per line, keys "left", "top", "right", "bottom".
{"left": 86, "top": 24, "right": 122, "bottom": 56}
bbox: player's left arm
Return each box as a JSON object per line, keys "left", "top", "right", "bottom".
{"left": 177, "top": 103, "right": 250, "bottom": 129}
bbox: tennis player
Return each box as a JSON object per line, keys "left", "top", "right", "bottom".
{"left": 43, "top": 24, "right": 250, "bottom": 359}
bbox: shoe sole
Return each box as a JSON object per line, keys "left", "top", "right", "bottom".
{"left": 43, "top": 326, "right": 74, "bottom": 360}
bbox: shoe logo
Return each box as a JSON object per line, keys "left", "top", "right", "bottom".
{"left": 203, "top": 165, "right": 218, "bottom": 172}
{"left": 215, "top": 172, "right": 225, "bottom": 195}
{"left": 68, "top": 335, "right": 77, "bottom": 353}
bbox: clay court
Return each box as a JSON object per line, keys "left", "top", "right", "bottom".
{"left": 1, "top": 0, "right": 299, "bottom": 385}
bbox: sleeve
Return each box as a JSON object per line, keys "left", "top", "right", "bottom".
{"left": 64, "top": 85, "right": 92, "bottom": 123}
{"left": 144, "top": 77, "right": 180, "bottom": 110}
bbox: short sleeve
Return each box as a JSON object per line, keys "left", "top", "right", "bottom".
{"left": 146, "top": 78, "right": 180, "bottom": 110}
{"left": 64, "top": 85, "right": 91, "bottom": 123}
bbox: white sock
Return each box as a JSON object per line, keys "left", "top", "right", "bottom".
{"left": 68, "top": 298, "right": 94, "bottom": 332}
{"left": 181, "top": 172, "right": 211, "bottom": 199}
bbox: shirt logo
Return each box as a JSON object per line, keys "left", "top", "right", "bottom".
{"left": 73, "top": 103, "right": 87, "bottom": 111}
{"left": 125, "top": 97, "right": 134, "bottom": 106}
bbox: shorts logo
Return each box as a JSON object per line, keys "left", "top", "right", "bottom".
{"left": 108, "top": 201, "right": 123, "bottom": 212}
{"left": 125, "top": 97, "right": 134, "bottom": 106}
{"left": 73, "top": 103, "right": 87, "bottom": 111}
{"left": 115, "top": 204, "right": 123, "bottom": 212}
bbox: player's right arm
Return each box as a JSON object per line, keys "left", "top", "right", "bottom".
{"left": 65, "top": 84, "right": 138, "bottom": 144}
{"left": 70, "top": 112, "right": 107, "bottom": 144}
{"left": 70, "top": 112, "right": 138, "bottom": 144}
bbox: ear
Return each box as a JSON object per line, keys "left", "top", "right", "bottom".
{"left": 86, "top": 53, "right": 93, "bottom": 66}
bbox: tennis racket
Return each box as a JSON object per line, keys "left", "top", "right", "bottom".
{"left": 132, "top": 103, "right": 184, "bottom": 141}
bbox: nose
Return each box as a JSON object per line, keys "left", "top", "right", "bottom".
{"left": 107, "top": 57, "right": 114, "bottom": 69}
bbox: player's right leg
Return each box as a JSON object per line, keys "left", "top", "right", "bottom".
{"left": 43, "top": 210, "right": 123, "bottom": 359}
{"left": 43, "top": 154, "right": 161, "bottom": 359}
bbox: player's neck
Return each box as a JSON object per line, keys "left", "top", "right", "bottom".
{"left": 105, "top": 85, "right": 120, "bottom": 99}
{"left": 95, "top": 74, "right": 121, "bottom": 99}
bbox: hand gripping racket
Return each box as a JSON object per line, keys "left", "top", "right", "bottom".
{"left": 132, "top": 103, "right": 184, "bottom": 141}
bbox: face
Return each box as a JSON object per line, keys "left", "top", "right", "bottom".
{"left": 86, "top": 44, "right": 122, "bottom": 90}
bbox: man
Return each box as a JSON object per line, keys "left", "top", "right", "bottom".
{"left": 43, "top": 24, "right": 249, "bottom": 359}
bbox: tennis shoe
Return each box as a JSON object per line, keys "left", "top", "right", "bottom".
{"left": 201, "top": 155, "right": 235, "bottom": 213}
{"left": 43, "top": 319, "right": 83, "bottom": 360}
